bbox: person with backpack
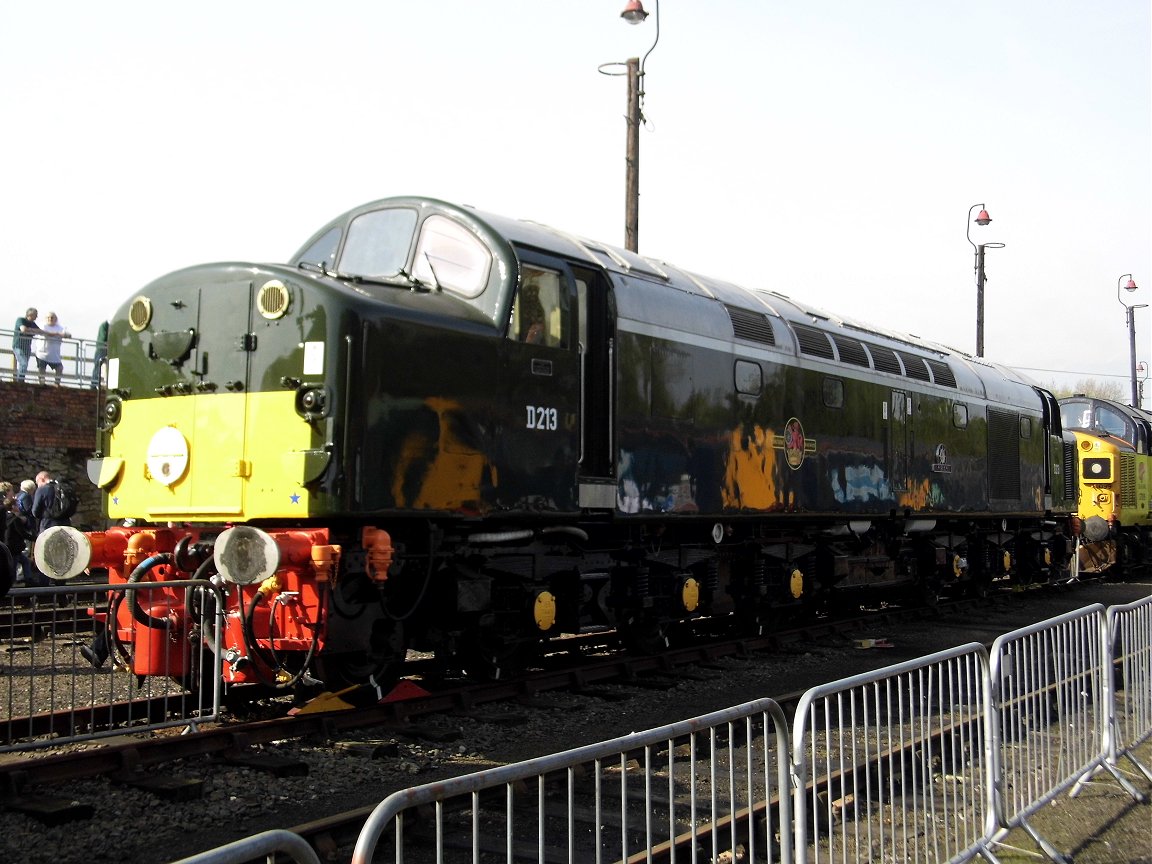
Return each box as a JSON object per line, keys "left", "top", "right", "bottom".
{"left": 31, "top": 471, "right": 76, "bottom": 588}
{"left": 31, "top": 470, "right": 75, "bottom": 534}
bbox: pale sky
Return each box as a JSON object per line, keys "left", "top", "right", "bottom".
{"left": 3, "top": 1, "right": 1149, "bottom": 400}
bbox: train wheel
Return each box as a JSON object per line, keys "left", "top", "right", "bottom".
{"left": 967, "top": 576, "right": 991, "bottom": 599}
{"left": 461, "top": 631, "right": 537, "bottom": 680}
{"left": 737, "top": 603, "right": 782, "bottom": 637}
{"left": 313, "top": 616, "right": 407, "bottom": 693}
{"left": 621, "top": 615, "right": 670, "bottom": 655}
{"left": 918, "top": 578, "right": 942, "bottom": 608}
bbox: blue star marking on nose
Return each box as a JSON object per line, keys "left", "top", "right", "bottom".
{"left": 290, "top": 493, "right": 301, "bottom": 504}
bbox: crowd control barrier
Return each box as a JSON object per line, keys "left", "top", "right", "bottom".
{"left": 974, "top": 605, "right": 1147, "bottom": 863}
{"left": 168, "top": 829, "right": 322, "bottom": 864}
{"left": 1, "top": 581, "right": 224, "bottom": 751}
{"left": 1104, "top": 595, "right": 1152, "bottom": 781}
{"left": 351, "top": 699, "right": 792, "bottom": 864}
{"left": 8, "top": 593, "right": 1148, "bottom": 863}
{"left": 791, "top": 643, "right": 993, "bottom": 864}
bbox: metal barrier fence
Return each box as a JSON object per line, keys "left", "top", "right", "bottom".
{"left": 0, "top": 327, "right": 102, "bottom": 388}
{"left": 1105, "top": 595, "right": 1152, "bottom": 780}
{"left": 7, "top": 596, "right": 1150, "bottom": 863}
{"left": 977, "top": 605, "right": 1147, "bottom": 863}
{"left": 1, "top": 581, "right": 223, "bottom": 752}
{"left": 169, "top": 830, "right": 322, "bottom": 864}
{"left": 791, "top": 643, "right": 993, "bottom": 864}
{"left": 350, "top": 698, "right": 792, "bottom": 864}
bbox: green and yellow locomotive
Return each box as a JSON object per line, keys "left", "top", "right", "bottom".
{"left": 35, "top": 196, "right": 1079, "bottom": 691}
{"left": 1059, "top": 395, "right": 1152, "bottom": 574}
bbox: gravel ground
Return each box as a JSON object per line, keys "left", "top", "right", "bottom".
{"left": 1, "top": 580, "right": 1149, "bottom": 864}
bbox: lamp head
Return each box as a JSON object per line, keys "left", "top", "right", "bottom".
{"left": 1125, "top": 277, "right": 1139, "bottom": 293}
{"left": 621, "top": 0, "right": 649, "bottom": 23}
{"left": 975, "top": 209, "right": 992, "bottom": 226}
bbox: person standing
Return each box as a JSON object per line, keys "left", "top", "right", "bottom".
{"left": 31, "top": 470, "right": 72, "bottom": 535}
{"left": 89, "top": 319, "right": 109, "bottom": 389}
{"left": 1, "top": 482, "right": 16, "bottom": 596}
{"left": 11, "top": 307, "right": 41, "bottom": 383}
{"left": 31, "top": 312, "right": 71, "bottom": 386}
{"left": 2, "top": 481, "right": 36, "bottom": 590}
{"left": 13, "top": 480, "right": 44, "bottom": 587}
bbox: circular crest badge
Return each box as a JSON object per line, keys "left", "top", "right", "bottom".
{"left": 784, "top": 417, "right": 806, "bottom": 469}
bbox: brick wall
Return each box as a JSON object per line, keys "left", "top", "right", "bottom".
{"left": 0, "top": 381, "right": 105, "bottom": 530}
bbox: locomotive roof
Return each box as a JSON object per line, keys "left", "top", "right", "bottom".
{"left": 461, "top": 200, "right": 1040, "bottom": 403}
{"left": 303, "top": 196, "right": 1043, "bottom": 408}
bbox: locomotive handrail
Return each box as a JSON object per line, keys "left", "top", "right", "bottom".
{"left": 0, "top": 327, "right": 104, "bottom": 389}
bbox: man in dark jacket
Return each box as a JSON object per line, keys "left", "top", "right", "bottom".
{"left": 12, "top": 479, "right": 45, "bottom": 587}
{"left": 30, "top": 471, "right": 73, "bottom": 587}
{"left": 31, "top": 470, "right": 71, "bottom": 535}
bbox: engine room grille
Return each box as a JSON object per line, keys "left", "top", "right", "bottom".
{"left": 1063, "top": 440, "right": 1075, "bottom": 501}
{"left": 831, "top": 334, "right": 870, "bottom": 367}
{"left": 925, "top": 359, "right": 957, "bottom": 388}
{"left": 792, "top": 323, "right": 835, "bottom": 359}
{"left": 896, "top": 351, "right": 931, "bottom": 382}
{"left": 866, "top": 343, "right": 902, "bottom": 375}
{"left": 1120, "top": 452, "right": 1137, "bottom": 508}
{"left": 724, "top": 305, "right": 776, "bottom": 345}
{"left": 988, "top": 408, "right": 1021, "bottom": 500}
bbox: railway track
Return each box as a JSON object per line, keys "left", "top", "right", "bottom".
{"left": 4, "top": 578, "right": 1147, "bottom": 864}
{"left": 0, "top": 590, "right": 997, "bottom": 792}
{"left": 0, "top": 599, "right": 98, "bottom": 641}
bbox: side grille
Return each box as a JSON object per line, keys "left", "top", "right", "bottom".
{"left": 866, "top": 343, "right": 902, "bottom": 375}
{"left": 1120, "top": 452, "right": 1137, "bottom": 508}
{"left": 1063, "top": 440, "right": 1076, "bottom": 501}
{"left": 792, "top": 324, "right": 835, "bottom": 359}
{"left": 831, "top": 334, "right": 870, "bottom": 367}
{"left": 988, "top": 408, "right": 1021, "bottom": 500}
{"left": 925, "top": 359, "right": 957, "bottom": 388}
{"left": 897, "top": 351, "right": 931, "bottom": 382}
{"left": 725, "top": 305, "right": 776, "bottom": 346}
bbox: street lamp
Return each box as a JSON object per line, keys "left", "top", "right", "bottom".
{"left": 609, "top": 0, "right": 660, "bottom": 253}
{"left": 966, "top": 203, "right": 1005, "bottom": 358}
{"left": 1117, "top": 274, "right": 1143, "bottom": 407}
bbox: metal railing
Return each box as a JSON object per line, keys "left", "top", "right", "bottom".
{"left": 1, "top": 581, "right": 224, "bottom": 751}
{"left": 6, "top": 592, "right": 1149, "bottom": 863}
{"left": 978, "top": 604, "right": 1147, "bottom": 863}
{"left": 1104, "top": 596, "right": 1152, "bottom": 778}
{"left": 791, "top": 643, "right": 993, "bottom": 864}
{"left": 334, "top": 600, "right": 1151, "bottom": 864}
{"left": 1, "top": 326, "right": 104, "bottom": 389}
{"left": 351, "top": 698, "right": 792, "bottom": 864}
{"left": 169, "top": 830, "right": 321, "bottom": 864}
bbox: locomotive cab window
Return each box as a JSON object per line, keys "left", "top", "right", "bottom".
{"left": 339, "top": 207, "right": 419, "bottom": 278}
{"left": 511, "top": 266, "right": 567, "bottom": 348}
{"left": 296, "top": 226, "right": 341, "bottom": 271}
{"left": 411, "top": 214, "right": 492, "bottom": 298}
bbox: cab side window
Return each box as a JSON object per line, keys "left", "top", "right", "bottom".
{"left": 511, "top": 265, "right": 567, "bottom": 348}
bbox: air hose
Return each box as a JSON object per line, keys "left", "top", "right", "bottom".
{"left": 241, "top": 576, "right": 325, "bottom": 690}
